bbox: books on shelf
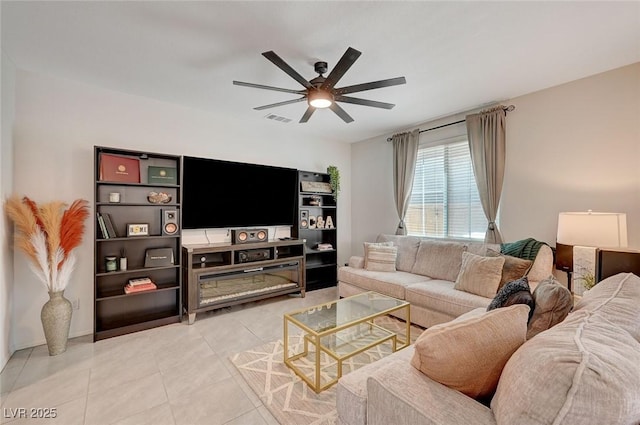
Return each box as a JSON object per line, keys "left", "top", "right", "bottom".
{"left": 316, "top": 243, "right": 333, "bottom": 251}
{"left": 96, "top": 212, "right": 118, "bottom": 239}
{"left": 97, "top": 213, "right": 109, "bottom": 239}
{"left": 103, "top": 213, "right": 118, "bottom": 238}
{"left": 128, "top": 277, "right": 153, "bottom": 286}
{"left": 124, "top": 279, "right": 157, "bottom": 294}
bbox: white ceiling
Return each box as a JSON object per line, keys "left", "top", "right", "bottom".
{"left": 2, "top": 1, "right": 639, "bottom": 144}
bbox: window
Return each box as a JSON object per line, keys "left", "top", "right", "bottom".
{"left": 406, "top": 138, "right": 487, "bottom": 239}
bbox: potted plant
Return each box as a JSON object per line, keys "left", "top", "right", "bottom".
{"left": 327, "top": 165, "right": 340, "bottom": 202}
{"left": 574, "top": 266, "right": 597, "bottom": 292}
{"left": 4, "top": 196, "right": 89, "bottom": 355}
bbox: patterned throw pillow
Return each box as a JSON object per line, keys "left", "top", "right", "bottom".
{"left": 364, "top": 242, "right": 397, "bottom": 272}
{"left": 487, "top": 277, "right": 535, "bottom": 322}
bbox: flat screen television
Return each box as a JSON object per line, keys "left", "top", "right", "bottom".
{"left": 182, "top": 156, "right": 298, "bottom": 229}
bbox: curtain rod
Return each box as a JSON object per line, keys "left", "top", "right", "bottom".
{"left": 386, "top": 104, "right": 515, "bottom": 142}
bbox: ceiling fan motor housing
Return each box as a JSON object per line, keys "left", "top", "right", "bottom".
{"left": 314, "top": 61, "right": 328, "bottom": 75}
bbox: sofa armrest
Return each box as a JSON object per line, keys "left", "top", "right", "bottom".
{"left": 348, "top": 256, "right": 365, "bottom": 269}
{"left": 366, "top": 359, "right": 497, "bottom": 425}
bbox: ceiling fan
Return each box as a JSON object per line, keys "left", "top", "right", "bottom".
{"left": 233, "top": 47, "right": 406, "bottom": 123}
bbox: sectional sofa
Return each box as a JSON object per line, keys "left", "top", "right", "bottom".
{"left": 338, "top": 234, "right": 554, "bottom": 328}
{"left": 336, "top": 272, "right": 640, "bottom": 425}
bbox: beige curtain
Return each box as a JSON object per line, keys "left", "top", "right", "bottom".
{"left": 466, "top": 106, "right": 506, "bottom": 244}
{"left": 392, "top": 129, "right": 419, "bottom": 235}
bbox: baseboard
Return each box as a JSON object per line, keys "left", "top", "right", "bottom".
{"left": 12, "top": 328, "right": 93, "bottom": 352}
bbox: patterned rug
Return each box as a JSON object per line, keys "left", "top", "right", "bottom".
{"left": 231, "top": 316, "right": 423, "bottom": 425}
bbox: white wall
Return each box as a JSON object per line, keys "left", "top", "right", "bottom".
{"left": 351, "top": 63, "right": 640, "bottom": 257}
{"left": 11, "top": 71, "right": 351, "bottom": 350}
{"left": 1, "top": 51, "right": 17, "bottom": 369}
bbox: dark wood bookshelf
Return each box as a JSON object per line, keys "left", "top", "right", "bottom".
{"left": 293, "top": 170, "right": 338, "bottom": 291}
{"left": 93, "top": 146, "right": 182, "bottom": 341}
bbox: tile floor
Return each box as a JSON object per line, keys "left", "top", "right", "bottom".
{"left": 0, "top": 287, "right": 338, "bottom": 425}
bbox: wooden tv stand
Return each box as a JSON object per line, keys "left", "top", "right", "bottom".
{"left": 182, "top": 239, "right": 305, "bottom": 324}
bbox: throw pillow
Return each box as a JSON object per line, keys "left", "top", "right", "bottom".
{"left": 453, "top": 251, "right": 505, "bottom": 298}
{"left": 410, "top": 304, "right": 530, "bottom": 399}
{"left": 526, "top": 275, "right": 573, "bottom": 339}
{"left": 487, "top": 277, "right": 535, "bottom": 322}
{"left": 486, "top": 248, "right": 533, "bottom": 290}
{"left": 411, "top": 240, "right": 468, "bottom": 281}
{"left": 364, "top": 242, "right": 397, "bottom": 272}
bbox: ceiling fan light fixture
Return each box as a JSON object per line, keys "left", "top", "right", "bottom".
{"left": 308, "top": 90, "right": 333, "bottom": 108}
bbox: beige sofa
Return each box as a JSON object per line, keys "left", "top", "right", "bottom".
{"left": 337, "top": 272, "right": 640, "bottom": 425}
{"left": 338, "top": 234, "right": 554, "bottom": 328}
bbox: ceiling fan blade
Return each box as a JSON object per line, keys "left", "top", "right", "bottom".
{"left": 254, "top": 97, "right": 307, "bottom": 110}
{"left": 299, "top": 106, "right": 316, "bottom": 123}
{"left": 233, "top": 81, "right": 305, "bottom": 95}
{"left": 262, "top": 51, "right": 313, "bottom": 89}
{"left": 329, "top": 103, "right": 354, "bottom": 123}
{"left": 335, "top": 96, "right": 395, "bottom": 109}
{"left": 321, "top": 47, "right": 362, "bottom": 91}
{"left": 334, "top": 77, "right": 407, "bottom": 95}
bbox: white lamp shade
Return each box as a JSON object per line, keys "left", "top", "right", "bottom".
{"left": 557, "top": 212, "right": 628, "bottom": 248}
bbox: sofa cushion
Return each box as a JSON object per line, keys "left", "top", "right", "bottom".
{"left": 338, "top": 267, "right": 430, "bottom": 300}
{"left": 376, "top": 234, "right": 422, "bottom": 272}
{"left": 411, "top": 240, "right": 468, "bottom": 281}
{"left": 486, "top": 248, "right": 533, "bottom": 290}
{"left": 453, "top": 252, "right": 504, "bottom": 298}
{"left": 406, "top": 280, "right": 492, "bottom": 318}
{"left": 364, "top": 242, "right": 397, "bottom": 272}
{"left": 487, "top": 277, "right": 535, "bottom": 322}
{"left": 410, "top": 304, "right": 529, "bottom": 399}
{"left": 492, "top": 295, "right": 640, "bottom": 424}
{"left": 336, "top": 345, "right": 415, "bottom": 425}
{"left": 465, "top": 241, "right": 500, "bottom": 257}
{"left": 573, "top": 272, "right": 640, "bottom": 342}
{"left": 366, "top": 358, "right": 497, "bottom": 425}
{"left": 526, "top": 275, "right": 573, "bottom": 339}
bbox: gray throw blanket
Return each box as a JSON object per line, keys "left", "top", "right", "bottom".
{"left": 500, "top": 238, "right": 547, "bottom": 261}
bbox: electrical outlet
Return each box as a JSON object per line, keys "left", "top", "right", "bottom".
{"left": 72, "top": 298, "right": 80, "bottom": 310}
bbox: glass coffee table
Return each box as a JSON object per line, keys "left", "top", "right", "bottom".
{"left": 283, "top": 291, "right": 410, "bottom": 393}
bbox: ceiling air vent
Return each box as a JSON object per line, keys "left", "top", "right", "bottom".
{"left": 264, "top": 113, "right": 292, "bottom": 123}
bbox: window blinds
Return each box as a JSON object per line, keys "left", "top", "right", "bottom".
{"left": 407, "top": 140, "right": 486, "bottom": 239}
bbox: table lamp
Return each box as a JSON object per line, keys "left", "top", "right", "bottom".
{"left": 556, "top": 211, "right": 627, "bottom": 291}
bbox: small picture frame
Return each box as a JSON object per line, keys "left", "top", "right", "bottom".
{"left": 127, "top": 223, "right": 149, "bottom": 237}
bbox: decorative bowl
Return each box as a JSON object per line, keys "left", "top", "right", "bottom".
{"left": 147, "top": 191, "right": 172, "bottom": 204}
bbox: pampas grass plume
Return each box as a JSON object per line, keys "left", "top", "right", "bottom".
{"left": 4, "top": 196, "right": 89, "bottom": 292}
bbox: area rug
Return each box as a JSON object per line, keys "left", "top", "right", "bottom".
{"left": 231, "top": 316, "right": 423, "bottom": 425}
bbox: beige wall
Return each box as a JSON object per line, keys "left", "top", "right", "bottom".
{"left": 1, "top": 50, "right": 17, "bottom": 369}
{"left": 501, "top": 63, "right": 640, "bottom": 247}
{"left": 351, "top": 63, "right": 640, "bottom": 257}
{"left": 9, "top": 71, "right": 351, "bottom": 350}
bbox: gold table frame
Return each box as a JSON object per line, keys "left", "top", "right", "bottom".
{"left": 283, "top": 291, "right": 410, "bottom": 393}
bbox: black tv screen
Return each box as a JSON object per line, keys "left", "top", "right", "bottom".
{"left": 182, "top": 156, "right": 298, "bottom": 229}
